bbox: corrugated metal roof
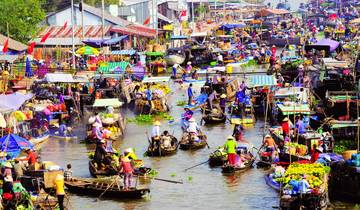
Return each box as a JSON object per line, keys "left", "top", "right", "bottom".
{"left": 0, "top": 34, "right": 27, "bottom": 52}
{"left": 37, "top": 25, "right": 112, "bottom": 39}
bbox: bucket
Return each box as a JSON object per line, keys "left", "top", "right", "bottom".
{"left": 342, "top": 150, "right": 357, "bottom": 160}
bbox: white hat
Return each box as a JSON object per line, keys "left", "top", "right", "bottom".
{"left": 227, "top": 135, "right": 235, "bottom": 140}
{"left": 5, "top": 162, "right": 12, "bottom": 168}
{"left": 189, "top": 118, "right": 195, "bottom": 122}
{"left": 92, "top": 122, "right": 101, "bottom": 127}
{"left": 187, "top": 61, "right": 192, "bottom": 65}
{"left": 100, "top": 139, "right": 106, "bottom": 144}
{"left": 124, "top": 148, "right": 134, "bottom": 153}
{"left": 283, "top": 117, "right": 289, "bottom": 121}
{"left": 265, "top": 134, "right": 271, "bottom": 138}
{"left": 316, "top": 147, "right": 323, "bottom": 153}
{"left": 220, "top": 94, "right": 227, "bottom": 98}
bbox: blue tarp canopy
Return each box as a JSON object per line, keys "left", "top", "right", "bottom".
{"left": 248, "top": 75, "right": 277, "bottom": 87}
{"left": 111, "top": 49, "right": 137, "bottom": 55}
{"left": 0, "top": 92, "right": 33, "bottom": 112}
{"left": 0, "top": 134, "right": 33, "bottom": 158}
{"left": 218, "top": 23, "right": 246, "bottom": 30}
{"left": 82, "top": 35, "right": 128, "bottom": 48}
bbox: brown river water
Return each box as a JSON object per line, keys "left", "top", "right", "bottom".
{"left": 38, "top": 68, "right": 358, "bottom": 209}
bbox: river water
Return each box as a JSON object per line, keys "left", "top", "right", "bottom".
{"left": 38, "top": 67, "right": 358, "bottom": 209}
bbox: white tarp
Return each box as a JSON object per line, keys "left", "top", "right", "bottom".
{"left": 142, "top": 76, "right": 170, "bottom": 83}
{"left": 45, "top": 73, "right": 75, "bottom": 83}
{"left": 0, "top": 92, "right": 33, "bottom": 112}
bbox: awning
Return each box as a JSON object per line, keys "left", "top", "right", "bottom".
{"left": 277, "top": 104, "right": 311, "bottom": 115}
{"left": 111, "top": 49, "right": 137, "bottom": 55}
{"left": 103, "top": 35, "right": 128, "bottom": 45}
{"left": 248, "top": 75, "right": 277, "bottom": 87}
{"left": 158, "top": 13, "right": 173, "bottom": 23}
{"left": 93, "top": 99, "right": 123, "bottom": 108}
{"left": 142, "top": 76, "right": 170, "bottom": 83}
{"left": 257, "top": 8, "right": 290, "bottom": 16}
{"left": 111, "top": 25, "right": 156, "bottom": 38}
{"left": 44, "top": 73, "right": 75, "bottom": 83}
{"left": 83, "top": 35, "right": 128, "bottom": 48}
{"left": 218, "top": 23, "right": 246, "bottom": 31}
{"left": 314, "top": 39, "right": 339, "bottom": 52}
{"left": 0, "top": 55, "right": 19, "bottom": 63}
{"left": 73, "top": 75, "right": 90, "bottom": 83}
{"left": 97, "top": 62, "right": 130, "bottom": 73}
{"left": 0, "top": 92, "right": 33, "bottom": 112}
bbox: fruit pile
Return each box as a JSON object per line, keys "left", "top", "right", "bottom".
{"left": 139, "top": 84, "right": 171, "bottom": 95}
{"left": 285, "top": 142, "right": 308, "bottom": 156}
{"left": 276, "top": 163, "right": 330, "bottom": 189}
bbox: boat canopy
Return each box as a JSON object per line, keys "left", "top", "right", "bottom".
{"left": 93, "top": 99, "right": 123, "bottom": 108}
{"left": 45, "top": 73, "right": 75, "bottom": 83}
{"left": 142, "top": 76, "right": 170, "bottom": 83}
{"left": 277, "top": 104, "right": 311, "bottom": 115}
{"left": 111, "top": 49, "right": 137, "bottom": 55}
{"left": 171, "top": 35, "right": 189, "bottom": 40}
{"left": 97, "top": 61, "right": 130, "bottom": 73}
{"left": 218, "top": 23, "right": 246, "bottom": 31}
{"left": 0, "top": 92, "right": 33, "bottom": 113}
{"left": 248, "top": 75, "right": 277, "bottom": 87}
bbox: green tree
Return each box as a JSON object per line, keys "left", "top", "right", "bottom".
{"left": 0, "top": 0, "right": 45, "bottom": 43}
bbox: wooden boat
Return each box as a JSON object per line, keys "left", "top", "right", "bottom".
{"left": 29, "top": 132, "right": 50, "bottom": 146}
{"left": 202, "top": 113, "right": 226, "bottom": 125}
{"left": 65, "top": 177, "right": 150, "bottom": 199}
{"left": 265, "top": 174, "right": 281, "bottom": 192}
{"left": 179, "top": 132, "right": 208, "bottom": 150}
{"left": 209, "top": 149, "right": 227, "bottom": 167}
{"left": 221, "top": 156, "right": 255, "bottom": 174}
{"left": 89, "top": 160, "right": 151, "bottom": 178}
{"left": 146, "top": 135, "right": 178, "bottom": 157}
{"left": 49, "top": 129, "right": 78, "bottom": 140}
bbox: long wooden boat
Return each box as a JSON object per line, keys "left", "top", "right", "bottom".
{"left": 202, "top": 113, "right": 226, "bottom": 125}
{"left": 49, "top": 130, "right": 78, "bottom": 141}
{"left": 29, "top": 132, "right": 50, "bottom": 146}
{"left": 264, "top": 174, "right": 281, "bottom": 192}
{"left": 280, "top": 174, "right": 329, "bottom": 210}
{"left": 179, "top": 132, "right": 208, "bottom": 150}
{"left": 89, "top": 160, "right": 152, "bottom": 178}
{"left": 65, "top": 177, "right": 150, "bottom": 199}
{"left": 146, "top": 135, "right": 178, "bottom": 157}
{"left": 221, "top": 157, "right": 255, "bottom": 174}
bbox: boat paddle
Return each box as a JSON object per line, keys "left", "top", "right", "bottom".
{"left": 96, "top": 175, "right": 119, "bottom": 201}
{"left": 184, "top": 160, "right": 209, "bottom": 172}
{"left": 137, "top": 176, "right": 183, "bottom": 184}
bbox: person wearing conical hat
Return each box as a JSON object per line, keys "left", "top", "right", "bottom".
{"left": 219, "top": 94, "right": 227, "bottom": 113}
{"left": 281, "top": 117, "right": 290, "bottom": 137}
{"left": 224, "top": 136, "right": 237, "bottom": 166}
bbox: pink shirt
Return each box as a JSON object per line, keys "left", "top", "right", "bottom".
{"left": 120, "top": 161, "right": 133, "bottom": 174}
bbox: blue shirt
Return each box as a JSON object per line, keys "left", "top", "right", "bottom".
{"left": 296, "top": 120, "right": 306, "bottom": 134}
{"left": 187, "top": 87, "right": 193, "bottom": 97}
{"left": 145, "top": 89, "right": 152, "bottom": 101}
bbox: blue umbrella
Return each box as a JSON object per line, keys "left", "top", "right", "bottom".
{"left": 25, "top": 57, "right": 34, "bottom": 78}
{"left": 0, "top": 134, "right": 33, "bottom": 158}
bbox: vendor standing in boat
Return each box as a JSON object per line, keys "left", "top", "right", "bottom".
{"left": 21, "top": 148, "right": 38, "bottom": 171}
{"left": 187, "top": 83, "right": 193, "bottom": 105}
{"left": 219, "top": 94, "right": 227, "bottom": 113}
{"left": 224, "top": 136, "right": 237, "bottom": 166}
{"left": 119, "top": 155, "right": 134, "bottom": 191}
{"left": 92, "top": 122, "right": 103, "bottom": 142}
{"left": 151, "top": 121, "right": 161, "bottom": 149}
{"left": 94, "top": 139, "right": 109, "bottom": 167}
{"left": 233, "top": 122, "right": 244, "bottom": 142}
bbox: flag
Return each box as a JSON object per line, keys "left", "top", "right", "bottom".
{"left": 27, "top": 42, "right": 36, "bottom": 54}
{"left": 62, "top": 21, "right": 68, "bottom": 31}
{"left": 40, "top": 31, "right": 51, "bottom": 43}
{"left": 143, "top": 17, "right": 151, "bottom": 25}
{"left": 2, "top": 39, "right": 8, "bottom": 54}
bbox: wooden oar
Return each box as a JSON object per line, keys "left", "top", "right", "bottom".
{"left": 96, "top": 175, "right": 119, "bottom": 201}
{"left": 184, "top": 160, "right": 209, "bottom": 171}
{"left": 137, "top": 176, "right": 183, "bottom": 184}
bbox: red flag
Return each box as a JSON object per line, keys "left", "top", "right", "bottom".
{"left": 40, "top": 31, "right": 51, "bottom": 43}
{"left": 2, "top": 39, "right": 8, "bottom": 53}
{"left": 143, "top": 17, "right": 151, "bottom": 25}
{"left": 62, "top": 21, "right": 68, "bottom": 30}
{"left": 180, "top": 9, "right": 187, "bottom": 17}
{"left": 27, "top": 42, "right": 36, "bottom": 54}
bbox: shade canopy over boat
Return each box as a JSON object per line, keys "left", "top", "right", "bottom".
{"left": 0, "top": 134, "right": 33, "bottom": 158}
{"left": 277, "top": 104, "right": 311, "bottom": 115}
{"left": 0, "top": 92, "right": 33, "bottom": 112}
{"left": 142, "top": 76, "right": 170, "bottom": 83}
{"left": 93, "top": 99, "right": 124, "bottom": 108}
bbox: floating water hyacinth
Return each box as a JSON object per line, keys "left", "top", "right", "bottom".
{"left": 176, "top": 100, "right": 187, "bottom": 106}
{"left": 127, "top": 113, "right": 174, "bottom": 124}
{"left": 170, "top": 173, "right": 176, "bottom": 177}
{"left": 188, "top": 176, "right": 193, "bottom": 182}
